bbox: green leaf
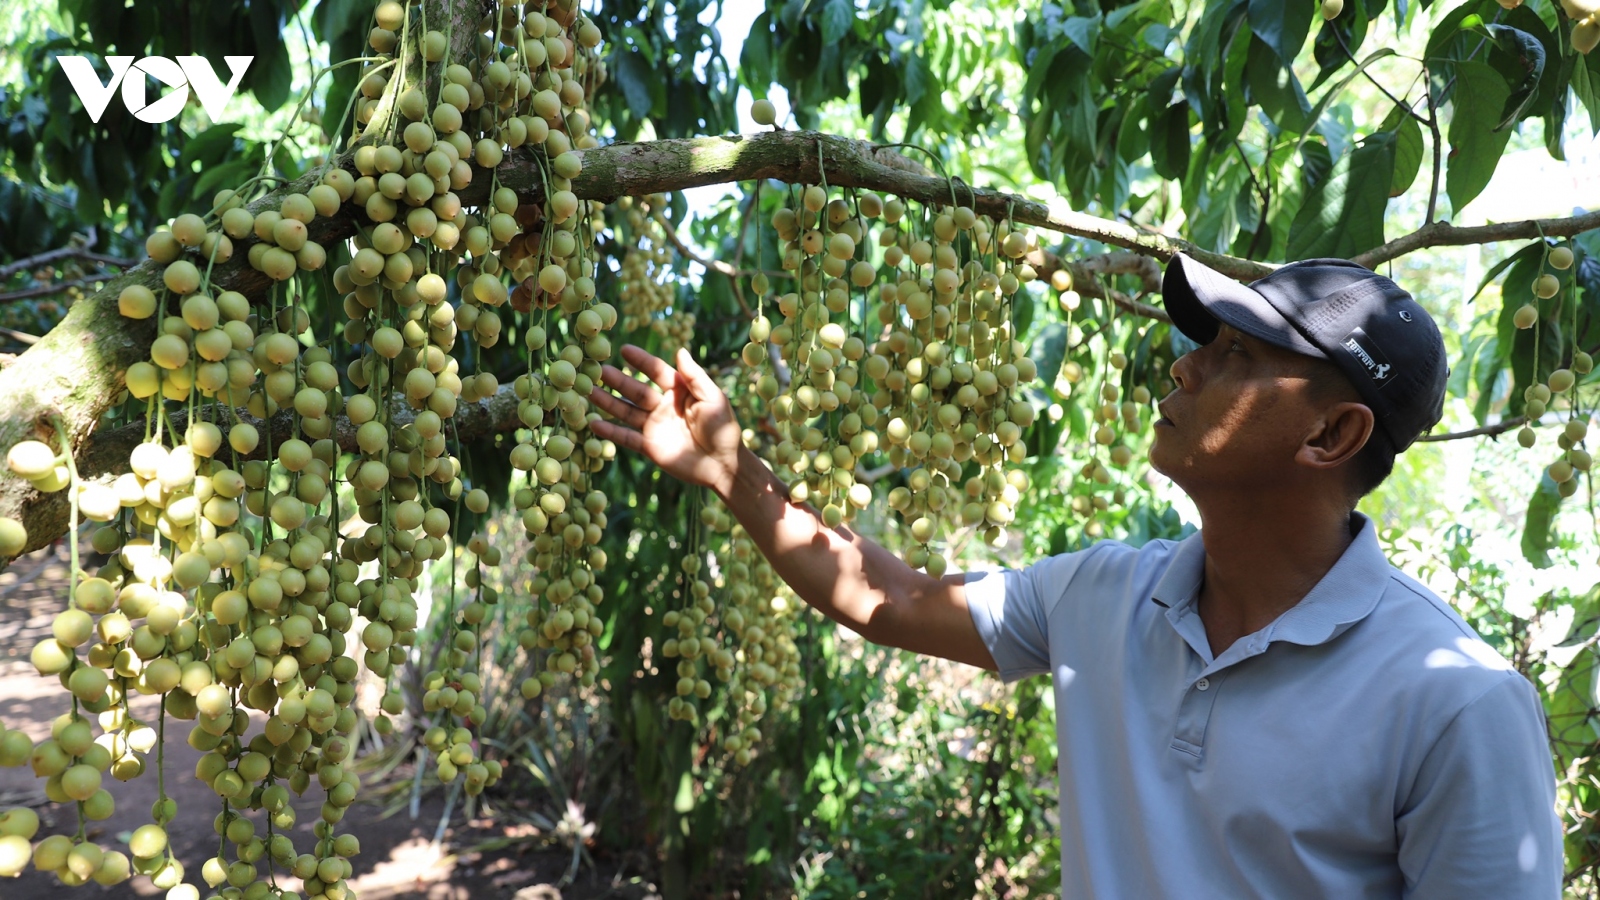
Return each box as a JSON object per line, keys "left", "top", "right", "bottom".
{"left": 253, "top": 39, "right": 292, "bottom": 112}
{"left": 1245, "top": 36, "right": 1310, "bottom": 133}
{"left": 1309, "top": 0, "right": 1370, "bottom": 91}
{"left": 1148, "top": 100, "right": 1192, "bottom": 180}
{"left": 1014, "top": 287, "right": 1035, "bottom": 339}
{"left": 615, "top": 50, "right": 655, "bottom": 120}
{"left": 1286, "top": 132, "right": 1396, "bottom": 260}
{"left": 1299, "top": 140, "right": 1333, "bottom": 193}
{"left": 1445, "top": 61, "right": 1513, "bottom": 215}
{"left": 903, "top": 51, "right": 930, "bottom": 113}
{"left": 1029, "top": 323, "right": 1068, "bottom": 390}
{"left": 1382, "top": 109, "right": 1424, "bottom": 197}
{"left": 1470, "top": 242, "right": 1543, "bottom": 304}
{"left": 1290, "top": 47, "right": 1394, "bottom": 167}
{"left": 191, "top": 159, "right": 255, "bottom": 210}
{"left": 1063, "top": 15, "right": 1100, "bottom": 55}
{"left": 1248, "top": 0, "right": 1314, "bottom": 69}
{"left": 1570, "top": 49, "right": 1600, "bottom": 134}
{"left": 821, "top": 0, "right": 852, "bottom": 46}
{"left": 1469, "top": 23, "right": 1546, "bottom": 130}
{"left": 740, "top": 12, "right": 774, "bottom": 94}
{"left": 1522, "top": 473, "right": 1562, "bottom": 569}
{"left": 182, "top": 123, "right": 244, "bottom": 169}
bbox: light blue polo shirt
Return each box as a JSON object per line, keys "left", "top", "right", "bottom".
{"left": 964, "top": 512, "right": 1561, "bottom": 899}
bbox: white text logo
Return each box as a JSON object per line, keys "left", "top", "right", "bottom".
{"left": 56, "top": 56, "right": 252, "bottom": 124}
{"left": 1342, "top": 333, "right": 1393, "bottom": 382}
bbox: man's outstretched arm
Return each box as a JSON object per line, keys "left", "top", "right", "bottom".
{"left": 588, "top": 344, "right": 997, "bottom": 671}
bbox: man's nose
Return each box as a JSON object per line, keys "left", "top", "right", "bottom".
{"left": 1169, "top": 350, "right": 1196, "bottom": 391}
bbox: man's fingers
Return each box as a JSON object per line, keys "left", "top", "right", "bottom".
{"left": 587, "top": 417, "right": 645, "bottom": 454}
{"left": 599, "top": 363, "right": 660, "bottom": 411}
{"left": 675, "top": 347, "right": 719, "bottom": 401}
{"left": 588, "top": 386, "right": 648, "bottom": 429}
{"left": 621, "top": 343, "right": 677, "bottom": 393}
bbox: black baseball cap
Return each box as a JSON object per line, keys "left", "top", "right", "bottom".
{"left": 1162, "top": 253, "right": 1448, "bottom": 453}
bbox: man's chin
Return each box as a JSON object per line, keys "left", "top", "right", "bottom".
{"left": 1146, "top": 437, "right": 1182, "bottom": 483}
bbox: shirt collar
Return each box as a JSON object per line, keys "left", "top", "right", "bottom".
{"left": 1148, "top": 512, "right": 1392, "bottom": 648}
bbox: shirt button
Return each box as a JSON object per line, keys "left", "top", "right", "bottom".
{"left": 1195, "top": 678, "right": 1210, "bottom": 691}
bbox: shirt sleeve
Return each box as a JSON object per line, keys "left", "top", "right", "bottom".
{"left": 962, "top": 544, "right": 1113, "bottom": 683}
{"left": 1396, "top": 673, "right": 1562, "bottom": 900}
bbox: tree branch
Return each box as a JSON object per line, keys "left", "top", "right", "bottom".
{"left": 0, "top": 227, "right": 138, "bottom": 280}
{"left": 496, "top": 131, "right": 1277, "bottom": 282}
{"left": 648, "top": 208, "right": 785, "bottom": 286}
{"left": 1424, "top": 65, "right": 1443, "bottom": 226}
{"left": 1415, "top": 415, "right": 1526, "bottom": 443}
{"left": 0, "top": 274, "right": 120, "bottom": 304}
{"left": 1026, "top": 249, "right": 1172, "bottom": 323}
{"left": 1353, "top": 210, "right": 1600, "bottom": 269}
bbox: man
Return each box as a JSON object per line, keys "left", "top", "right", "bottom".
{"left": 587, "top": 252, "right": 1562, "bottom": 898}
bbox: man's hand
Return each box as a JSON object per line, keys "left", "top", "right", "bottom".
{"left": 587, "top": 344, "right": 743, "bottom": 496}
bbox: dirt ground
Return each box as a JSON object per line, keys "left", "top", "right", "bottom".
{"left": 0, "top": 540, "right": 659, "bottom": 900}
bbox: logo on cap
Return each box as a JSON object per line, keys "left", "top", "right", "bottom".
{"left": 1342, "top": 328, "right": 1395, "bottom": 385}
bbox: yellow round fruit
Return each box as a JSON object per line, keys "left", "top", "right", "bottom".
{"left": 7, "top": 440, "right": 56, "bottom": 480}
{"left": 0, "top": 517, "right": 25, "bottom": 558}
{"left": 1322, "top": 0, "right": 1343, "bottom": 18}
{"left": 128, "top": 823, "right": 167, "bottom": 860}
{"left": 145, "top": 232, "right": 181, "bottom": 263}
{"left": 1576, "top": 17, "right": 1600, "bottom": 55}
{"left": 118, "top": 285, "right": 158, "bottom": 319}
{"left": 0, "top": 807, "right": 39, "bottom": 839}
{"left": 171, "top": 214, "right": 207, "bottom": 247}
{"left": 1535, "top": 274, "right": 1561, "bottom": 298}
{"left": 751, "top": 98, "right": 777, "bottom": 126}
{"left": 1513, "top": 304, "right": 1539, "bottom": 329}
{"left": 52, "top": 608, "right": 93, "bottom": 647}
{"left": 0, "top": 834, "right": 31, "bottom": 877}
{"left": 163, "top": 260, "right": 201, "bottom": 295}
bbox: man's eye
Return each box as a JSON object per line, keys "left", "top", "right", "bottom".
{"left": 1228, "top": 340, "right": 1245, "bottom": 354}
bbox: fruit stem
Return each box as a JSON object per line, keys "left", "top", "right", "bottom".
{"left": 51, "top": 414, "right": 81, "bottom": 602}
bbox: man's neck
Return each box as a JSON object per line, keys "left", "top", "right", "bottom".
{"left": 1192, "top": 492, "right": 1358, "bottom": 658}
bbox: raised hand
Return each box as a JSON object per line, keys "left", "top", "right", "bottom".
{"left": 587, "top": 344, "right": 743, "bottom": 494}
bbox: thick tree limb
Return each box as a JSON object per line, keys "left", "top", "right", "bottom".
{"left": 525, "top": 131, "right": 1276, "bottom": 282}
{"left": 1354, "top": 211, "right": 1600, "bottom": 270}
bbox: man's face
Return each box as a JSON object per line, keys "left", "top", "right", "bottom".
{"left": 1149, "top": 323, "right": 1336, "bottom": 493}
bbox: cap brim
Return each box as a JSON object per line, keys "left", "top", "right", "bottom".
{"left": 1163, "top": 254, "right": 1323, "bottom": 358}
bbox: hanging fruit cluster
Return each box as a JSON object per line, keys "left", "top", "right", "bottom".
{"left": 0, "top": 0, "right": 613, "bottom": 893}
{"left": 743, "top": 178, "right": 1041, "bottom": 578}
{"left": 1510, "top": 241, "right": 1592, "bottom": 497}
{"left": 613, "top": 193, "right": 696, "bottom": 356}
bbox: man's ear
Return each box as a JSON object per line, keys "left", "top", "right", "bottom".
{"left": 1296, "top": 401, "right": 1375, "bottom": 471}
